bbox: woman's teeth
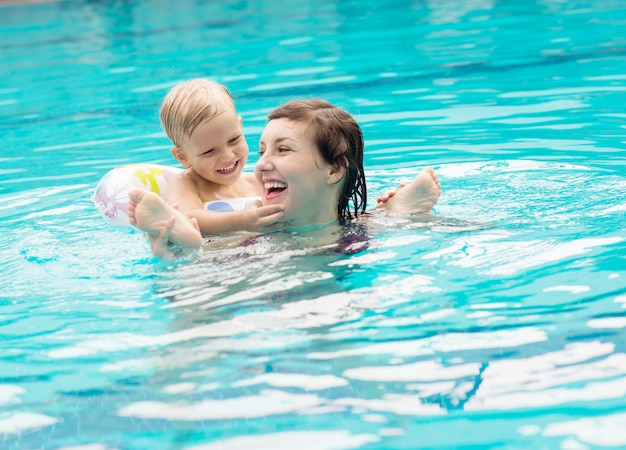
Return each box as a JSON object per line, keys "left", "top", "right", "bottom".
{"left": 265, "top": 181, "right": 287, "bottom": 191}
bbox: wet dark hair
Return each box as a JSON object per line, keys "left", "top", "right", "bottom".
{"left": 267, "top": 99, "right": 367, "bottom": 224}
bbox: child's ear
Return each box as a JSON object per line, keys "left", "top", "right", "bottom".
{"left": 171, "top": 146, "right": 191, "bottom": 168}
{"left": 238, "top": 115, "right": 243, "bottom": 127}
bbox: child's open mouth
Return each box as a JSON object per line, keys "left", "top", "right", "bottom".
{"left": 217, "top": 161, "right": 238, "bottom": 174}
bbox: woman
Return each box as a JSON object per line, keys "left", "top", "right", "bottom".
{"left": 128, "top": 99, "right": 441, "bottom": 255}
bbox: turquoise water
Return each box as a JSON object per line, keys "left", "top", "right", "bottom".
{"left": 2, "top": 0, "right": 626, "bottom": 448}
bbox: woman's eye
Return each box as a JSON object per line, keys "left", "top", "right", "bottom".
{"left": 278, "top": 146, "right": 290, "bottom": 153}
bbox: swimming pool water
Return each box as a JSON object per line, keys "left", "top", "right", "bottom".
{"left": 1, "top": 0, "right": 626, "bottom": 448}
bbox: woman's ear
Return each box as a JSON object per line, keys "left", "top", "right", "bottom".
{"left": 171, "top": 146, "right": 191, "bottom": 168}
{"left": 327, "top": 162, "right": 346, "bottom": 185}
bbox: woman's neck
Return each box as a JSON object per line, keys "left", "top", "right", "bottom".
{"left": 284, "top": 218, "right": 339, "bottom": 234}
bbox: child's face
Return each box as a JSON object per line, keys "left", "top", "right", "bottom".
{"left": 176, "top": 107, "right": 248, "bottom": 186}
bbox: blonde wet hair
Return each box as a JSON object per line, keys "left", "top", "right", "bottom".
{"left": 160, "top": 79, "right": 235, "bottom": 149}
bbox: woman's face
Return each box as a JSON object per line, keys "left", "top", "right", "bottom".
{"left": 255, "top": 118, "right": 344, "bottom": 229}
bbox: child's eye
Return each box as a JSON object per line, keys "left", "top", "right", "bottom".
{"left": 229, "top": 135, "right": 242, "bottom": 144}
{"left": 202, "top": 149, "right": 215, "bottom": 156}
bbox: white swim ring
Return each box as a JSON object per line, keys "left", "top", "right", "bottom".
{"left": 92, "top": 164, "right": 183, "bottom": 227}
{"left": 93, "top": 163, "right": 262, "bottom": 227}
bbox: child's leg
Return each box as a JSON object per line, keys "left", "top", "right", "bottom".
{"left": 128, "top": 190, "right": 203, "bottom": 248}
{"left": 377, "top": 167, "right": 441, "bottom": 214}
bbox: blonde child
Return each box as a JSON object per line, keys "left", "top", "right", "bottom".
{"left": 134, "top": 79, "right": 284, "bottom": 244}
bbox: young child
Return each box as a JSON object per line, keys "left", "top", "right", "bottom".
{"left": 148, "top": 78, "right": 285, "bottom": 241}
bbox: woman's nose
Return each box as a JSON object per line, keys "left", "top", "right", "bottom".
{"left": 255, "top": 152, "right": 272, "bottom": 171}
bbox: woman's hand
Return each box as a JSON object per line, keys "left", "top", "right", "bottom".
{"left": 376, "top": 183, "right": 406, "bottom": 204}
{"left": 149, "top": 216, "right": 200, "bottom": 259}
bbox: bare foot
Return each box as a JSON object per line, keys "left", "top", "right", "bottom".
{"left": 377, "top": 167, "right": 441, "bottom": 213}
{"left": 128, "top": 189, "right": 202, "bottom": 249}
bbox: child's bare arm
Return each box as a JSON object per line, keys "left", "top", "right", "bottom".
{"left": 183, "top": 202, "right": 284, "bottom": 235}
{"left": 163, "top": 175, "right": 208, "bottom": 214}
{"left": 164, "top": 175, "right": 283, "bottom": 235}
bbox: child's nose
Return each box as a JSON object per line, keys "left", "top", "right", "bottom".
{"left": 221, "top": 147, "right": 236, "bottom": 160}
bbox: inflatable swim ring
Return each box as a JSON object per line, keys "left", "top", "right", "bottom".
{"left": 92, "top": 164, "right": 182, "bottom": 227}
{"left": 92, "top": 164, "right": 260, "bottom": 227}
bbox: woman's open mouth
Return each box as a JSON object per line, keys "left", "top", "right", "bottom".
{"left": 264, "top": 181, "right": 287, "bottom": 200}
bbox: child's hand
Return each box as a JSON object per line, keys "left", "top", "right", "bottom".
{"left": 242, "top": 202, "right": 285, "bottom": 232}
{"left": 377, "top": 183, "right": 406, "bottom": 204}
